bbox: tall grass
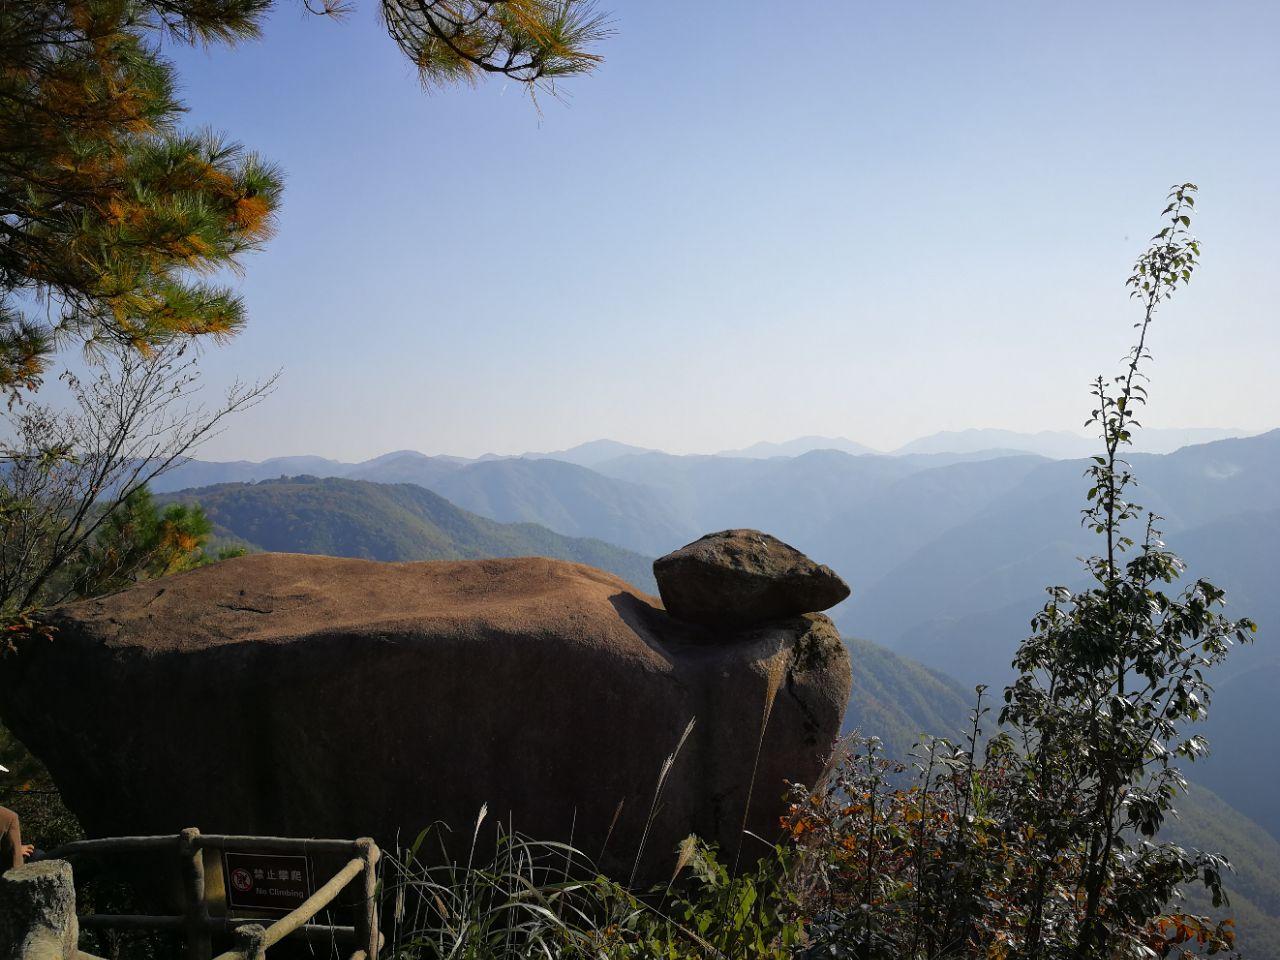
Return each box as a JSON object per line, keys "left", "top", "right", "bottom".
{"left": 380, "top": 701, "right": 802, "bottom": 960}
{"left": 381, "top": 818, "right": 799, "bottom": 960}
{"left": 383, "top": 818, "right": 613, "bottom": 959}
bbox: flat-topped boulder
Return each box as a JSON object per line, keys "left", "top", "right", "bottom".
{"left": 654, "top": 530, "right": 851, "bottom": 627}
{"left": 0, "top": 552, "right": 851, "bottom": 881}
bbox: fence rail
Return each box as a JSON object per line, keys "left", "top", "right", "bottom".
{"left": 47, "top": 828, "right": 380, "bottom": 960}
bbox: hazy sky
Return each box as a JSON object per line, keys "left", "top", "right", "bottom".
{"left": 156, "top": 1, "right": 1279, "bottom": 461}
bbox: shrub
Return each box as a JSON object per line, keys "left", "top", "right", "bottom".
{"left": 382, "top": 817, "right": 803, "bottom": 960}
{"left": 779, "top": 185, "right": 1252, "bottom": 960}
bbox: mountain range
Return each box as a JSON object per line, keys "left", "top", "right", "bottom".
{"left": 891, "top": 426, "right": 1248, "bottom": 458}
{"left": 163, "top": 427, "right": 1278, "bottom": 804}
{"left": 162, "top": 429, "right": 1278, "bottom": 658}
{"left": 715, "top": 436, "right": 880, "bottom": 458}
{"left": 154, "top": 425, "right": 1254, "bottom": 493}
{"left": 158, "top": 425, "right": 1280, "bottom": 954}
{"left": 161, "top": 476, "right": 657, "bottom": 590}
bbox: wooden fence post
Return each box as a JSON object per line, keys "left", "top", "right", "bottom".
{"left": 179, "top": 827, "right": 212, "bottom": 960}
{"left": 353, "top": 838, "right": 380, "bottom": 960}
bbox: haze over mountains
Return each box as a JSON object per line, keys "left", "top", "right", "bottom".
{"left": 892, "top": 426, "right": 1248, "bottom": 458}
{"left": 153, "top": 425, "right": 1255, "bottom": 496}
{"left": 158, "top": 429, "right": 1276, "bottom": 686}
{"left": 715, "top": 436, "right": 880, "bottom": 458}
{"left": 160, "top": 432, "right": 1278, "bottom": 809}
{"left": 157, "top": 424, "right": 1280, "bottom": 951}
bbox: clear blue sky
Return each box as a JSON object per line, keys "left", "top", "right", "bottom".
{"left": 163, "top": 0, "right": 1280, "bottom": 461}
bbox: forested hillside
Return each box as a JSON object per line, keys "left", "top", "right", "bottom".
{"left": 840, "top": 636, "right": 972, "bottom": 758}
{"left": 425, "top": 458, "right": 694, "bottom": 557}
{"left": 841, "top": 643, "right": 1280, "bottom": 960}
{"left": 1162, "top": 784, "right": 1280, "bottom": 958}
{"left": 154, "top": 452, "right": 696, "bottom": 557}
{"left": 161, "top": 477, "right": 657, "bottom": 590}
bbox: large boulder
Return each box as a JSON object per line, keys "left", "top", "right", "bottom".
{"left": 0, "top": 553, "right": 850, "bottom": 882}
{"left": 654, "top": 530, "right": 851, "bottom": 627}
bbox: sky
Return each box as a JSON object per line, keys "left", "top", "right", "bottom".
{"left": 151, "top": 0, "right": 1280, "bottom": 461}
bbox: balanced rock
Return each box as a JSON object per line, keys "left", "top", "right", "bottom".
{"left": 0, "top": 553, "right": 851, "bottom": 882}
{"left": 653, "top": 529, "right": 851, "bottom": 627}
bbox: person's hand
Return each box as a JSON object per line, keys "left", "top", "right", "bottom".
{"left": 20, "top": 843, "right": 33, "bottom": 859}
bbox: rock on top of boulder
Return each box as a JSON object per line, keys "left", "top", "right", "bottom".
{"left": 653, "top": 529, "right": 850, "bottom": 627}
{"left": 4, "top": 552, "right": 852, "bottom": 885}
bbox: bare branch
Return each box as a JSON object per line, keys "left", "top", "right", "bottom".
{"left": 0, "top": 342, "right": 276, "bottom": 613}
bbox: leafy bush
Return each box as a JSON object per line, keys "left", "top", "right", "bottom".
{"left": 785, "top": 726, "right": 1238, "bottom": 960}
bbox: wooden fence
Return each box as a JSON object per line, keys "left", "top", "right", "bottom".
{"left": 46, "top": 828, "right": 380, "bottom": 960}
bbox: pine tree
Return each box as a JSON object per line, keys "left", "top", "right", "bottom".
{"left": 0, "top": 0, "right": 606, "bottom": 395}
{"left": 62, "top": 486, "right": 215, "bottom": 598}
{"left": 382, "top": 0, "right": 609, "bottom": 90}
{"left": 0, "top": 0, "right": 283, "bottom": 393}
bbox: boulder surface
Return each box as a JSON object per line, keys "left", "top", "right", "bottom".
{"left": 654, "top": 529, "right": 851, "bottom": 627}
{"left": 0, "top": 553, "right": 851, "bottom": 881}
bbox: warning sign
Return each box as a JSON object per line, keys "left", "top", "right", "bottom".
{"left": 223, "top": 852, "right": 312, "bottom": 913}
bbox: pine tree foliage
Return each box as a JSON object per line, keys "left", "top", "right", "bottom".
{"left": 1, "top": 0, "right": 607, "bottom": 633}
{"left": 0, "top": 0, "right": 606, "bottom": 396}
{"left": 62, "top": 485, "right": 218, "bottom": 599}
{"left": 381, "top": 0, "right": 609, "bottom": 91}
{"left": 0, "top": 0, "right": 284, "bottom": 394}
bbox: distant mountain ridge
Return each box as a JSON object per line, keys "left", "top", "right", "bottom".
{"left": 427, "top": 458, "right": 695, "bottom": 557}
{"left": 157, "top": 428, "right": 1276, "bottom": 620}
{"left": 150, "top": 429, "right": 1280, "bottom": 953}
{"left": 892, "top": 426, "right": 1251, "bottom": 458}
{"left": 715, "top": 436, "right": 880, "bottom": 458}
{"left": 152, "top": 451, "right": 698, "bottom": 557}
{"left": 167, "top": 424, "right": 1257, "bottom": 489}
{"left": 516, "top": 439, "right": 660, "bottom": 466}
